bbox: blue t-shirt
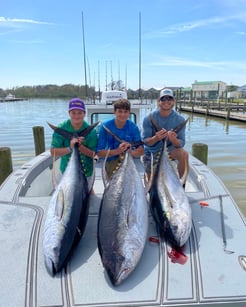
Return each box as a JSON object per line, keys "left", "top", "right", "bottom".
{"left": 96, "top": 118, "right": 142, "bottom": 161}
{"left": 142, "top": 109, "right": 186, "bottom": 154}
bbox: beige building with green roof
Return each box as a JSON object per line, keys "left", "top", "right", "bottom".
{"left": 192, "top": 81, "right": 227, "bottom": 99}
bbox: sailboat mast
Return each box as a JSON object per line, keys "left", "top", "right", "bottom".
{"left": 81, "top": 11, "right": 88, "bottom": 99}
{"left": 98, "top": 60, "right": 101, "bottom": 102}
{"left": 111, "top": 60, "right": 113, "bottom": 90}
{"left": 138, "top": 12, "right": 142, "bottom": 102}
{"left": 125, "top": 64, "right": 127, "bottom": 91}
{"left": 105, "top": 60, "right": 108, "bottom": 91}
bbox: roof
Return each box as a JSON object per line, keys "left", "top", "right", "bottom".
{"left": 192, "top": 81, "right": 226, "bottom": 85}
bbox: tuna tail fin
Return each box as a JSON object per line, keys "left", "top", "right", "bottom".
{"left": 149, "top": 114, "right": 189, "bottom": 134}
{"left": 102, "top": 124, "right": 143, "bottom": 147}
{"left": 78, "top": 121, "right": 100, "bottom": 137}
{"left": 47, "top": 121, "right": 100, "bottom": 140}
{"left": 47, "top": 122, "right": 74, "bottom": 140}
{"left": 102, "top": 124, "right": 123, "bottom": 143}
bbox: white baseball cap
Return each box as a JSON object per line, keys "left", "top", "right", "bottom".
{"left": 160, "top": 88, "right": 174, "bottom": 98}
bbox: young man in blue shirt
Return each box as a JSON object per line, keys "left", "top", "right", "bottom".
{"left": 97, "top": 98, "right": 144, "bottom": 178}
{"left": 142, "top": 88, "right": 189, "bottom": 182}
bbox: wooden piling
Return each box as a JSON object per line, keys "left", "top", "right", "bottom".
{"left": 192, "top": 143, "right": 208, "bottom": 165}
{"left": 0, "top": 147, "right": 13, "bottom": 185}
{"left": 32, "top": 126, "right": 45, "bottom": 156}
{"left": 226, "top": 107, "right": 231, "bottom": 120}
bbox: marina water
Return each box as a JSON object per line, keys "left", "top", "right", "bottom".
{"left": 0, "top": 98, "right": 245, "bottom": 216}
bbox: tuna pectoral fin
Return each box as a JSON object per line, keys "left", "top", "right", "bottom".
{"left": 51, "top": 150, "right": 59, "bottom": 189}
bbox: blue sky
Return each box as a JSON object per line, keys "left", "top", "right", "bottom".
{"left": 1, "top": 0, "right": 246, "bottom": 90}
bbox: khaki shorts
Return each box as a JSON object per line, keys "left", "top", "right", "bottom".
{"left": 105, "top": 158, "right": 123, "bottom": 179}
{"left": 142, "top": 152, "right": 160, "bottom": 174}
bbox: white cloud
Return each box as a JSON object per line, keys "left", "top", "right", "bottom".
{"left": 0, "top": 17, "right": 54, "bottom": 26}
{"left": 236, "top": 31, "right": 246, "bottom": 36}
{"left": 144, "top": 13, "right": 246, "bottom": 38}
{"left": 149, "top": 55, "right": 246, "bottom": 70}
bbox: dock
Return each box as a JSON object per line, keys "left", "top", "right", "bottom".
{"left": 177, "top": 100, "right": 246, "bottom": 122}
{"left": 0, "top": 97, "right": 26, "bottom": 102}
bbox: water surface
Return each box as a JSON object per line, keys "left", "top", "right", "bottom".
{"left": 0, "top": 99, "right": 245, "bottom": 216}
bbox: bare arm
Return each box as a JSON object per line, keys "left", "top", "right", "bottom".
{"left": 97, "top": 142, "right": 130, "bottom": 158}
{"left": 50, "top": 137, "right": 95, "bottom": 158}
{"left": 79, "top": 144, "right": 95, "bottom": 158}
{"left": 50, "top": 147, "right": 71, "bottom": 156}
{"left": 145, "top": 129, "right": 181, "bottom": 148}
{"left": 130, "top": 146, "right": 144, "bottom": 157}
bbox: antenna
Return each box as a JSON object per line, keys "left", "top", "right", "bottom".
{"left": 118, "top": 60, "right": 120, "bottom": 89}
{"left": 81, "top": 12, "right": 88, "bottom": 99}
{"left": 111, "top": 60, "right": 113, "bottom": 90}
{"left": 98, "top": 60, "right": 101, "bottom": 102}
{"left": 125, "top": 64, "right": 127, "bottom": 91}
{"left": 139, "top": 12, "right": 142, "bottom": 102}
{"left": 105, "top": 60, "right": 108, "bottom": 91}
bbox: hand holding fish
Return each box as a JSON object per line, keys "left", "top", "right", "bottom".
{"left": 167, "top": 130, "right": 181, "bottom": 148}
{"left": 118, "top": 141, "right": 131, "bottom": 154}
{"left": 70, "top": 136, "right": 85, "bottom": 148}
{"left": 144, "top": 129, "right": 166, "bottom": 146}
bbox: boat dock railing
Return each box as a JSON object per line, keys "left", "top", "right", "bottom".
{"left": 176, "top": 98, "right": 246, "bottom": 122}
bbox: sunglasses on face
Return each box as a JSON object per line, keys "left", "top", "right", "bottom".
{"left": 160, "top": 96, "right": 173, "bottom": 102}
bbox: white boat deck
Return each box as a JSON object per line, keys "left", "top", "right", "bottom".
{"left": 0, "top": 151, "right": 246, "bottom": 307}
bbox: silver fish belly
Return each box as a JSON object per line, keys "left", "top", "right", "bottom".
{"left": 98, "top": 151, "right": 148, "bottom": 286}
{"left": 43, "top": 145, "right": 89, "bottom": 275}
{"left": 150, "top": 142, "right": 192, "bottom": 248}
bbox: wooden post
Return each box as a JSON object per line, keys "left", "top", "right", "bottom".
{"left": 0, "top": 147, "right": 13, "bottom": 185}
{"left": 190, "top": 90, "right": 193, "bottom": 106}
{"left": 226, "top": 107, "right": 231, "bottom": 120}
{"left": 192, "top": 143, "right": 208, "bottom": 165}
{"left": 175, "top": 90, "right": 179, "bottom": 111}
{"left": 32, "top": 126, "right": 45, "bottom": 156}
{"left": 206, "top": 102, "right": 209, "bottom": 115}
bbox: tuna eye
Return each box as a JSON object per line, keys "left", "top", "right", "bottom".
{"left": 116, "top": 254, "right": 125, "bottom": 263}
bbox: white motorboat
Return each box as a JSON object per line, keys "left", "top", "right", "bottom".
{"left": 0, "top": 102, "right": 245, "bottom": 307}
{"left": 100, "top": 89, "right": 127, "bottom": 105}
